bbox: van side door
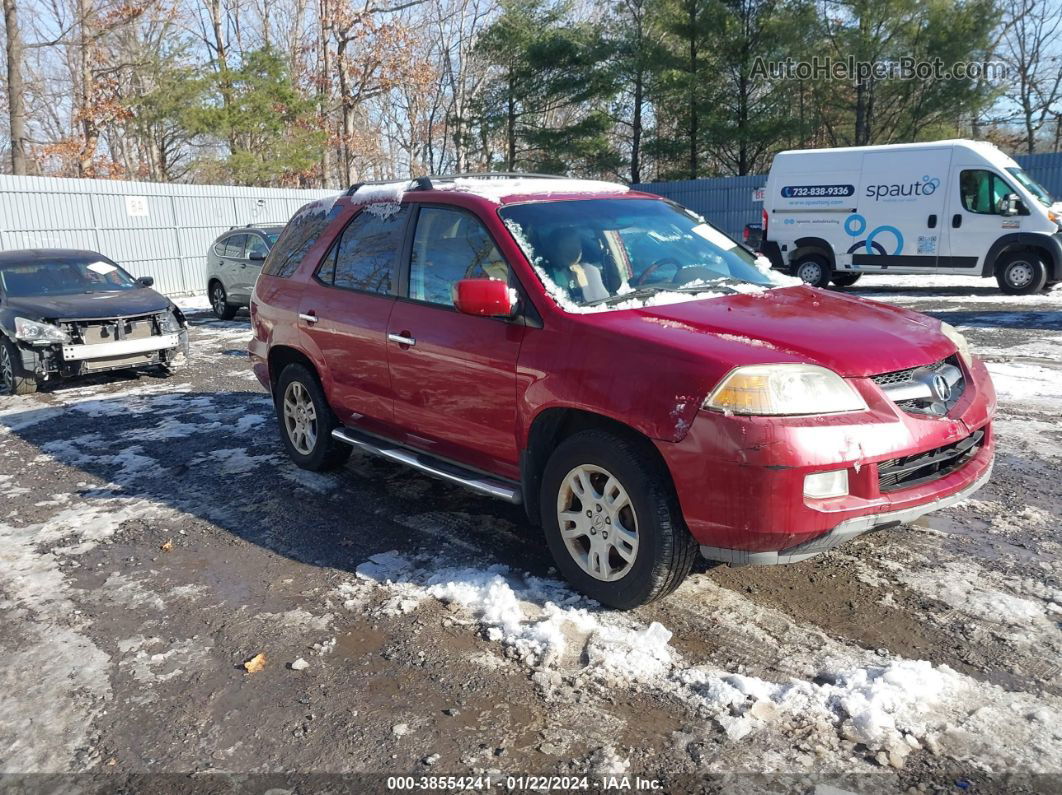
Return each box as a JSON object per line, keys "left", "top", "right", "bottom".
{"left": 852, "top": 148, "right": 951, "bottom": 272}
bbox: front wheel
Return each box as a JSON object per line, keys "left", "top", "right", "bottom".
{"left": 996, "top": 253, "right": 1047, "bottom": 295}
{"left": 210, "top": 282, "right": 239, "bottom": 320}
{"left": 1, "top": 337, "right": 38, "bottom": 395}
{"left": 540, "top": 429, "right": 697, "bottom": 609}
{"left": 793, "top": 255, "right": 833, "bottom": 288}
{"left": 275, "top": 363, "right": 352, "bottom": 471}
{"left": 831, "top": 272, "right": 862, "bottom": 287}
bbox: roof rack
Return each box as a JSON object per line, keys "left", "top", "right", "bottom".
{"left": 228, "top": 222, "right": 286, "bottom": 230}
{"left": 344, "top": 172, "right": 567, "bottom": 196}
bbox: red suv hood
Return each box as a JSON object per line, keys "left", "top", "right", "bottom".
{"left": 609, "top": 286, "right": 954, "bottom": 377}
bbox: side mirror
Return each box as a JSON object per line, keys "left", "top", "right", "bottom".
{"left": 454, "top": 279, "right": 515, "bottom": 317}
{"left": 136, "top": 276, "right": 155, "bottom": 287}
{"left": 248, "top": 251, "right": 266, "bottom": 262}
{"left": 998, "top": 193, "right": 1020, "bottom": 217}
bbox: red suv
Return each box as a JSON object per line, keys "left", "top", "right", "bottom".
{"left": 249, "top": 175, "right": 995, "bottom": 608}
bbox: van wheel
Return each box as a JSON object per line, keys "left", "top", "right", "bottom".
{"left": 540, "top": 429, "right": 698, "bottom": 609}
{"left": 831, "top": 273, "right": 862, "bottom": 287}
{"left": 996, "top": 253, "right": 1047, "bottom": 295}
{"left": 794, "top": 255, "right": 833, "bottom": 288}
{"left": 210, "top": 282, "right": 239, "bottom": 320}
{"left": 1, "top": 338, "right": 37, "bottom": 395}
{"left": 275, "top": 363, "right": 352, "bottom": 471}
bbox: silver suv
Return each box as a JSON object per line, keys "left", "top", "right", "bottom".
{"left": 206, "top": 225, "right": 284, "bottom": 319}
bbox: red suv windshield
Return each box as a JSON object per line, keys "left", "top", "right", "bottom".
{"left": 499, "top": 198, "right": 776, "bottom": 308}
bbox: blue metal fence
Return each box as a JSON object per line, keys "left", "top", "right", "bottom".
{"left": 633, "top": 151, "right": 1062, "bottom": 239}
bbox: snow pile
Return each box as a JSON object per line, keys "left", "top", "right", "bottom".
{"left": 436, "top": 177, "right": 628, "bottom": 204}
{"left": 344, "top": 549, "right": 1062, "bottom": 773}
{"left": 829, "top": 660, "right": 960, "bottom": 767}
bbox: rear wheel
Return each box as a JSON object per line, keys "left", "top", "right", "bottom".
{"left": 0, "top": 337, "right": 37, "bottom": 395}
{"left": 540, "top": 429, "right": 697, "bottom": 609}
{"left": 275, "top": 363, "right": 351, "bottom": 471}
{"left": 831, "top": 272, "right": 862, "bottom": 287}
{"left": 210, "top": 281, "right": 239, "bottom": 320}
{"left": 793, "top": 255, "right": 833, "bottom": 288}
{"left": 996, "top": 252, "right": 1047, "bottom": 295}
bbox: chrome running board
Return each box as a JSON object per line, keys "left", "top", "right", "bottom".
{"left": 331, "top": 426, "right": 522, "bottom": 504}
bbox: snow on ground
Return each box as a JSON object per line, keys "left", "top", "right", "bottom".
{"left": 344, "top": 547, "right": 1062, "bottom": 774}
{"left": 1, "top": 269, "right": 1060, "bottom": 781}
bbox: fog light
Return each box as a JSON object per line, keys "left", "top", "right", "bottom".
{"left": 804, "top": 469, "right": 849, "bottom": 499}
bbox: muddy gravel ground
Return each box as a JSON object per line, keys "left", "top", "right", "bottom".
{"left": 1, "top": 275, "right": 1060, "bottom": 794}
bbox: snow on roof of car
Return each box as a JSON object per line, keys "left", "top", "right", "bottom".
{"left": 434, "top": 176, "right": 630, "bottom": 203}
{"left": 348, "top": 181, "right": 411, "bottom": 203}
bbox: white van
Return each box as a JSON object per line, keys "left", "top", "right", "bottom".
{"left": 760, "top": 139, "right": 1062, "bottom": 294}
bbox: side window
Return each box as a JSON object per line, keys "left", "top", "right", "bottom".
{"left": 212, "top": 239, "right": 226, "bottom": 256}
{"left": 960, "top": 170, "right": 1011, "bottom": 215}
{"left": 316, "top": 205, "right": 409, "bottom": 295}
{"left": 247, "top": 235, "right": 269, "bottom": 259}
{"left": 409, "top": 207, "right": 510, "bottom": 307}
{"left": 224, "top": 234, "right": 248, "bottom": 258}
{"left": 263, "top": 197, "right": 343, "bottom": 278}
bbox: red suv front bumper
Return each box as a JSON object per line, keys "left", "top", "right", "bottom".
{"left": 655, "top": 357, "right": 996, "bottom": 564}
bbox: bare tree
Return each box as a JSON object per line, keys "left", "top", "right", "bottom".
{"left": 1000, "top": 0, "right": 1062, "bottom": 153}
{"left": 3, "top": 0, "right": 29, "bottom": 173}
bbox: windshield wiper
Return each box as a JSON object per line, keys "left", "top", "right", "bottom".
{"left": 582, "top": 285, "right": 667, "bottom": 307}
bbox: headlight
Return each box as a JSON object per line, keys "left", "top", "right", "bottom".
{"left": 703, "top": 363, "right": 867, "bottom": 416}
{"left": 939, "top": 322, "right": 972, "bottom": 366}
{"left": 159, "top": 311, "right": 181, "bottom": 333}
{"left": 14, "top": 317, "right": 69, "bottom": 344}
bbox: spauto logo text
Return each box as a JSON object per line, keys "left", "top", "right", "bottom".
{"left": 866, "top": 175, "right": 941, "bottom": 200}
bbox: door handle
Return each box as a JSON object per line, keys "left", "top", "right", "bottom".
{"left": 928, "top": 214, "right": 937, "bottom": 229}
{"left": 298, "top": 312, "right": 318, "bottom": 324}
{"left": 387, "top": 332, "right": 416, "bottom": 347}
{"left": 952, "top": 214, "right": 962, "bottom": 228}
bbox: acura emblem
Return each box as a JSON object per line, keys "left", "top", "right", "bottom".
{"left": 931, "top": 373, "right": 952, "bottom": 402}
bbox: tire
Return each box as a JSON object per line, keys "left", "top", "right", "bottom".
{"left": 539, "top": 429, "right": 698, "bottom": 609}
{"left": 831, "top": 272, "right": 862, "bottom": 287}
{"left": 210, "top": 281, "right": 239, "bottom": 320}
{"left": 0, "top": 337, "right": 38, "bottom": 395}
{"left": 995, "top": 252, "right": 1047, "bottom": 295}
{"left": 793, "top": 255, "right": 833, "bottom": 288}
{"left": 274, "top": 363, "right": 352, "bottom": 471}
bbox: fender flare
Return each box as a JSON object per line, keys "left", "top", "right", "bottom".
{"left": 981, "top": 233, "right": 1062, "bottom": 280}
{"left": 789, "top": 237, "right": 836, "bottom": 270}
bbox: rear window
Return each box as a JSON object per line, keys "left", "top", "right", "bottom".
{"left": 263, "top": 196, "right": 343, "bottom": 278}
{"left": 315, "top": 205, "right": 410, "bottom": 295}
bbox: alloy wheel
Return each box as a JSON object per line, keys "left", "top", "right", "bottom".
{"left": 556, "top": 464, "right": 639, "bottom": 582}
{"left": 212, "top": 285, "right": 227, "bottom": 315}
{"left": 282, "top": 381, "right": 318, "bottom": 455}
{"left": 0, "top": 346, "right": 12, "bottom": 395}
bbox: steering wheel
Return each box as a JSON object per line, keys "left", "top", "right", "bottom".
{"left": 631, "top": 257, "right": 682, "bottom": 287}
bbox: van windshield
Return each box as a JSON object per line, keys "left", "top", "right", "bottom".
{"left": 499, "top": 198, "right": 783, "bottom": 310}
{"left": 1006, "top": 167, "right": 1054, "bottom": 207}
